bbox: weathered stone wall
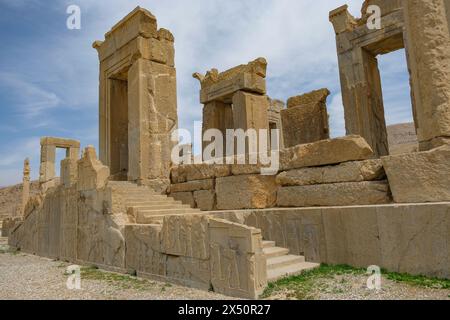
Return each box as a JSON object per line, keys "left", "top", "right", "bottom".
{"left": 211, "top": 203, "right": 450, "bottom": 279}
{"left": 169, "top": 135, "right": 393, "bottom": 210}
{"left": 125, "top": 215, "right": 266, "bottom": 298}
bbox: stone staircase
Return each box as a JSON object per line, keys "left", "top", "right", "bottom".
{"left": 263, "top": 240, "right": 320, "bottom": 282}
{"left": 109, "top": 181, "right": 201, "bottom": 224}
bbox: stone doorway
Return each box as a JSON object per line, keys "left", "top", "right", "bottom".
{"left": 109, "top": 70, "right": 129, "bottom": 181}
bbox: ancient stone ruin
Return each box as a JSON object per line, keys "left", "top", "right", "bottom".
{"left": 3, "top": 2, "right": 450, "bottom": 299}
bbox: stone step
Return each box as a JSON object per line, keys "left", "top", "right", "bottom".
{"left": 126, "top": 195, "right": 168, "bottom": 201}
{"left": 263, "top": 246, "right": 290, "bottom": 259}
{"left": 262, "top": 241, "right": 276, "bottom": 248}
{"left": 136, "top": 211, "right": 203, "bottom": 224}
{"left": 131, "top": 204, "right": 191, "bottom": 211}
{"left": 267, "top": 262, "right": 320, "bottom": 282}
{"left": 137, "top": 208, "right": 199, "bottom": 216}
{"left": 266, "top": 254, "right": 305, "bottom": 270}
{"left": 126, "top": 200, "right": 182, "bottom": 206}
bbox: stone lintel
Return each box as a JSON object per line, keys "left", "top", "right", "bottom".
{"left": 40, "top": 137, "right": 80, "bottom": 149}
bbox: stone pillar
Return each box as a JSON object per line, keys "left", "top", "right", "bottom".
{"left": 403, "top": 0, "right": 450, "bottom": 150}
{"left": 61, "top": 158, "right": 78, "bottom": 188}
{"left": 127, "top": 57, "right": 178, "bottom": 190}
{"left": 232, "top": 91, "right": 269, "bottom": 131}
{"left": 21, "top": 158, "right": 30, "bottom": 217}
{"left": 231, "top": 91, "right": 269, "bottom": 155}
{"left": 202, "top": 101, "right": 234, "bottom": 158}
{"left": 39, "top": 143, "right": 56, "bottom": 192}
{"left": 330, "top": 5, "right": 390, "bottom": 157}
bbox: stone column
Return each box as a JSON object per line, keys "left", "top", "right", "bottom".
{"left": 128, "top": 57, "right": 178, "bottom": 191}
{"left": 403, "top": 0, "right": 450, "bottom": 150}
{"left": 330, "top": 5, "right": 389, "bottom": 157}
{"left": 21, "top": 158, "right": 30, "bottom": 217}
{"left": 39, "top": 143, "right": 56, "bottom": 192}
{"left": 232, "top": 91, "right": 269, "bottom": 155}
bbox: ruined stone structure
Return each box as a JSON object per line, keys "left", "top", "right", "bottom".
{"left": 21, "top": 158, "right": 30, "bottom": 217}
{"left": 93, "top": 7, "right": 178, "bottom": 192}
{"left": 39, "top": 137, "right": 80, "bottom": 192}
{"left": 329, "top": 0, "right": 450, "bottom": 156}
{"left": 194, "top": 58, "right": 270, "bottom": 158}
{"left": 281, "top": 89, "right": 330, "bottom": 148}
{"left": 267, "top": 98, "right": 285, "bottom": 149}
{"left": 5, "top": 2, "right": 450, "bottom": 299}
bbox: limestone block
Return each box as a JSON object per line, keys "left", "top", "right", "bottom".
{"left": 77, "top": 146, "right": 110, "bottom": 191}
{"left": 232, "top": 91, "right": 269, "bottom": 132}
{"left": 377, "top": 203, "right": 450, "bottom": 278}
{"left": 322, "top": 206, "right": 382, "bottom": 267}
{"left": 171, "top": 163, "right": 231, "bottom": 183}
{"left": 277, "top": 181, "right": 391, "bottom": 207}
{"left": 209, "top": 218, "right": 267, "bottom": 299}
{"left": 276, "top": 159, "right": 385, "bottom": 186}
{"left": 381, "top": 146, "right": 450, "bottom": 203}
{"left": 195, "top": 58, "right": 267, "bottom": 104}
{"left": 124, "top": 224, "right": 165, "bottom": 276}
{"left": 61, "top": 158, "right": 78, "bottom": 188}
{"left": 193, "top": 190, "right": 216, "bottom": 211}
{"left": 280, "top": 135, "right": 374, "bottom": 170}
{"left": 282, "top": 89, "right": 330, "bottom": 147}
{"left": 216, "top": 175, "right": 277, "bottom": 210}
{"left": 166, "top": 256, "right": 211, "bottom": 290}
{"left": 161, "top": 214, "right": 209, "bottom": 260}
{"left": 287, "top": 88, "right": 330, "bottom": 108}
{"left": 170, "top": 192, "right": 195, "bottom": 208}
{"left": 170, "top": 179, "right": 214, "bottom": 193}
{"left": 77, "top": 189, "right": 125, "bottom": 268}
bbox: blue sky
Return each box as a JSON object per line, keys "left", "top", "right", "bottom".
{"left": 0, "top": 0, "right": 413, "bottom": 186}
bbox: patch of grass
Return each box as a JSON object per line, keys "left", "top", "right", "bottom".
{"left": 262, "top": 264, "right": 450, "bottom": 300}
{"left": 0, "top": 245, "right": 19, "bottom": 255}
{"left": 80, "top": 266, "right": 155, "bottom": 291}
{"left": 261, "top": 264, "right": 365, "bottom": 300}
{"left": 383, "top": 269, "right": 450, "bottom": 290}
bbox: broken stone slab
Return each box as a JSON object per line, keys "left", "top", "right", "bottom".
{"left": 277, "top": 181, "right": 391, "bottom": 207}
{"left": 170, "top": 179, "right": 214, "bottom": 193}
{"left": 276, "top": 159, "right": 385, "bottom": 186}
{"left": 170, "top": 191, "right": 195, "bottom": 208}
{"left": 171, "top": 164, "right": 231, "bottom": 183}
{"left": 381, "top": 145, "right": 450, "bottom": 203}
{"left": 193, "top": 190, "right": 216, "bottom": 211}
{"left": 287, "top": 88, "right": 330, "bottom": 108}
{"left": 280, "top": 135, "right": 374, "bottom": 170}
{"left": 216, "top": 175, "right": 277, "bottom": 210}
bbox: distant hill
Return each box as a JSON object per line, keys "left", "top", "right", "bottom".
{"left": 0, "top": 181, "right": 40, "bottom": 221}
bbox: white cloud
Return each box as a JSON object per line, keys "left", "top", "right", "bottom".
{"left": 0, "top": 72, "right": 61, "bottom": 119}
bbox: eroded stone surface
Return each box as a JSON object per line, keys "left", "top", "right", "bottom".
{"left": 277, "top": 181, "right": 391, "bottom": 207}
{"left": 382, "top": 146, "right": 450, "bottom": 203}
{"left": 216, "top": 175, "right": 277, "bottom": 210}
{"left": 280, "top": 135, "right": 374, "bottom": 170}
{"left": 276, "top": 159, "right": 385, "bottom": 186}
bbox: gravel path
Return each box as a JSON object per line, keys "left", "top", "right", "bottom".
{"left": 0, "top": 238, "right": 229, "bottom": 300}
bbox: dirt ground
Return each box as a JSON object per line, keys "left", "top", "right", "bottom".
{"left": 1, "top": 238, "right": 449, "bottom": 300}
